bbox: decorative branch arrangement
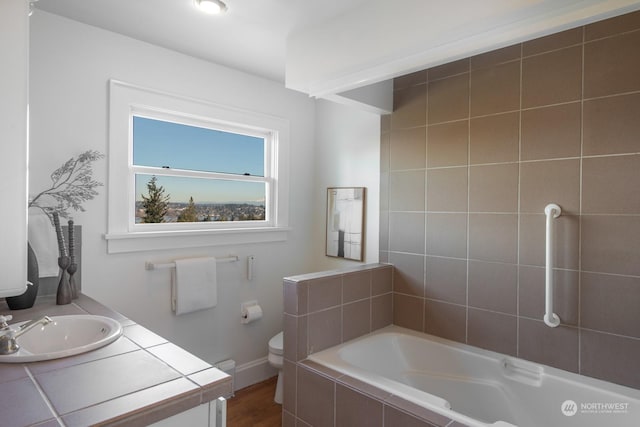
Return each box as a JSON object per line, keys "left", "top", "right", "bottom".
{"left": 29, "top": 150, "right": 104, "bottom": 221}
{"left": 29, "top": 150, "right": 104, "bottom": 304}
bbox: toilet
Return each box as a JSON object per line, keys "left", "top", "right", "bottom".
{"left": 268, "top": 331, "right": 284, "bottom": 404}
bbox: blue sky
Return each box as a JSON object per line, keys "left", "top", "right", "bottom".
{"left": 133, "top": 116, "right": 265, "bottom": 204}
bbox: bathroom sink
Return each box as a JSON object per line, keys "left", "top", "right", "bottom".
{"left": 0, "top": 315, "right": 123, "bottom": 363}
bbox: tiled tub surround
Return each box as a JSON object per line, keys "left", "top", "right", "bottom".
{"left": 306, "top": 326, "right": 640, "bottom": 427}
{"left": 283, "top": 264, "right": 423, "bottom": 426}
{"left": 0, "top": 295, "right": 231, "bottom": 427}
{"left": 282, "top": 263, "right": 640, "bottom": 427}
{"left": 380, "top": 10, "right": 640, "bottom": 391}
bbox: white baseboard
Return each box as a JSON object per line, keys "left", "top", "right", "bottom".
{"left": 234, "top": 356, "right": 278, "bottom": 391}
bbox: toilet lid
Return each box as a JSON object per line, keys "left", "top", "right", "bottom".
{"left": 269, "top": 331, "right": 283, "bottom": 355}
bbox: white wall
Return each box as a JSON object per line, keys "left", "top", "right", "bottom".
{"left": 310, "top": 100, "right": 380, "bottom": 271}
{"left": 0, "top": 0, "right": 29, "bottom": 297}
{"left": 29, "top": 11, "right": 316, "bottom": 376}
{"left": 29, "top": 11, "right": 382, "bottom": 387}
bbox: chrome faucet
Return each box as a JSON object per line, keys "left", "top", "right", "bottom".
{"left": 0, "top": 315, "right": 53, "bottom": 355}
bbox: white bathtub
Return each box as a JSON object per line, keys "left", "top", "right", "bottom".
{"left": 307, "top": 325, "right": 640, "bottom": 427}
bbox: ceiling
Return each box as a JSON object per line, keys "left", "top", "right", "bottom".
{"left": 34, "top": 0, "right": 370, "bottom": 83}
{"left": 34, "top": 0, "right": 640, "bottom": 97}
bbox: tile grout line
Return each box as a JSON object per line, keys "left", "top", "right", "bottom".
{"left": 465, "top": 61, "right": 472, "bottom": 344}
{"left": 391, "top": 90, "right": 640, "bottom": 131}
{"left": 516, "top": 42, "right": 524, "bottom": 358}
{"left": 423, "top": 68, "right": 429, "bottom": 334}
{"left": 577, "top": 25, "right": 586, "bottom": 375}
{"left": 25, "top": 366, "right": 67, "bottom": 426}
{"left": 306, "top": 281, "right": 310, "bottom": 360}
{"left": 583, "top": 25, "right": 640, "bottom": 44}
{"left": 388, "top": 210, "right": 640, "bottom": 217}
{"left": 388, "top": 151, "right": 640, "bottom": 174}
{"left": 387, "top": 249, "right": 640, "bottom": 278}
{"left": 583, "top": 87, "right": 640, "bottom": 102}
{"left": 523, "top": 40, "right": 583, "bottom": 59}
{"left": 580, "top": 326, "right": 640, "bottom": 342}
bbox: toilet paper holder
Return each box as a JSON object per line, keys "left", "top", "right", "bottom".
{"left": 241, "top": 300, "right": 263, "bottom": 324}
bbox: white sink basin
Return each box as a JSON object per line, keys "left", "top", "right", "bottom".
{"left": 0, "top": 315, "right": 123, "bottom": 363}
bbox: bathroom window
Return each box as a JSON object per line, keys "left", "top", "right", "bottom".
{"left": 132, "top": 115, "right": 269, "bottom": 225}
{"left": 106, "top": 80, "right": 290, "bottom": 253}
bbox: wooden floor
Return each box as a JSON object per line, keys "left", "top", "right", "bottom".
{"left": 227, "top": 376, "right": 282, "bottom": 427}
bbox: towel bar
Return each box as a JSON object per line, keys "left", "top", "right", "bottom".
{"left": 145, "top": 256, "right": 239, "bottom": 270}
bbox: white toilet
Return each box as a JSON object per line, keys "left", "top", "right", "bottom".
{"left": 268, "top": 331, "right": 284, "bottom": 404}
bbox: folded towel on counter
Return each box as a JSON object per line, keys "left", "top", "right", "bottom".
{"left": 28, "top": 210, "right": 60, "bottom": 277}
{"left": 172, "top": 257, "right": 217, "bottom": 315}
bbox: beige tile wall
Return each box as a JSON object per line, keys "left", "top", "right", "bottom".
{"left": 282, "top": 264, "right": 394, "bottom": 423}
{"left": 380, "top": 11, "right": 640, "bottom": 390}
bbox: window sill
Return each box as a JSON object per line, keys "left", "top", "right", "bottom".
{"left": 104, "top": 227, "right": 291, "bottom": 254}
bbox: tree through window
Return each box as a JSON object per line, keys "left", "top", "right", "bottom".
{"left": 132, "top": 116, "right": 268, "bottom": 225}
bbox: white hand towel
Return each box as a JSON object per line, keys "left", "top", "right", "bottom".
{"left": 172, "top": 257, "right": 217, "bottom": 315}
{"left": 28, "top": 210, "right": 60, "bottom": 277}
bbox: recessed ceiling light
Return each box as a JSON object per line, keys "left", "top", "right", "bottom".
{"left": 194, "top": 0, "right": 227, "bottom": 14}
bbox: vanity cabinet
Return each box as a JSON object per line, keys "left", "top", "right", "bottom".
{"left": 0, "top": 0, "right": 29, "bottom": 297}
{"left": 0, "top": 295, "right": 232, "bottom": 426}
{"left": 150, "top": 398, "right": 227, "bottom": 427}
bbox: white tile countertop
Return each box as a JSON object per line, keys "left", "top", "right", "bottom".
{"left": 0, "top": 295, "right": 231, "bottom": 427}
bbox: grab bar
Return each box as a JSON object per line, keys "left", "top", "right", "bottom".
{"left": 543, "top": 203, "right": 561, "bottom": 328}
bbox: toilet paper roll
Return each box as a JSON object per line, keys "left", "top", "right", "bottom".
{"left": 241, "top": 304, "right": 263, "bottom": 324}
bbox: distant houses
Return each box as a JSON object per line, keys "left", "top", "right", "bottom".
{"left": 135, "top": 202, "right": 265, "bottom": 223}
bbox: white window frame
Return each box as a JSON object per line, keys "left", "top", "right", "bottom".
{"left": 105, "top": 80, "right": 290, "bottom": 253}
{"left": 130, "top": 110, "right": 273, "bottom": 230}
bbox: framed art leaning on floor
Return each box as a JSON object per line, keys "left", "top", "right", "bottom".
{"left": 326, "top": 187, "right": 365, "bottom": 261}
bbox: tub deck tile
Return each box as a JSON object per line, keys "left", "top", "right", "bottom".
{"left": 337, "top": 375, "right": 393, "bottom": 402}
{"left": 384, "top": 405, "right": 442, "bottom": 427}
{"left": 385, "top": 394, "right": 453, "bottom": 427}
{"left": 299, "top": 359, "right": 344, "bottom": 380}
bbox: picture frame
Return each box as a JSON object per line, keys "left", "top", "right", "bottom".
{"left": 326, "top": 187, "right": 365, "bottom": 261}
